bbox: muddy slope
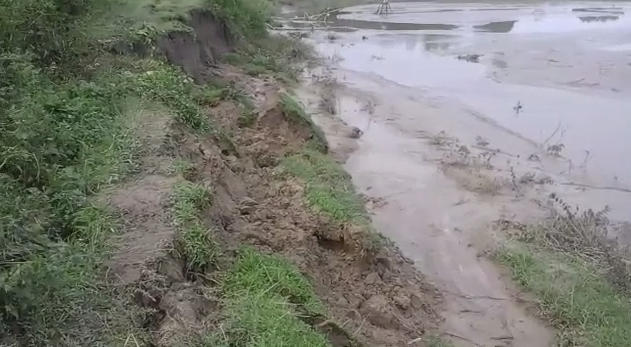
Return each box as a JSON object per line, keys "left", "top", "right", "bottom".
{"left": 103, "top": 12, "right": 443, "bottom": 347}
{"left": 296, "top": 61, "right": 556, "bottom": 347}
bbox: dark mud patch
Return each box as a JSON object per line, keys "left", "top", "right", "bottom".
{"left": 571, "top": 7, "right": 624, "bottom": 15}
{"left": 474, "top": 20, "right": 516, "bottom": 33}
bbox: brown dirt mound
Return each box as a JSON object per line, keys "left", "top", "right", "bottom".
{"left": 159, "top": 10, "right": 232, "bottom": 83}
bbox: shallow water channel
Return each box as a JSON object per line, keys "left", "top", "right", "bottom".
{"left": 293, "top": 2, "right": 631, "bottom": 346}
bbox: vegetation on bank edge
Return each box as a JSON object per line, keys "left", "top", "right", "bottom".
{"left": 220, "top": 248, "right": 331, "bottom": 347}
{"left": 171, "top": 179, "right": 335, "bottom": 347}
{"left": 273, "top": 93, "right": 382, "bottom": 254}
{"left": 173, "top": 181, "right": 217, "bottom": 274}
{"left": 494, "top": 202, "right": 631, "bottom": 347}
{"left": 0, "top": 0, "right": 325, "bottom": 345}
{"left": 279, "top": 93, "right": 329, "bottom": 153}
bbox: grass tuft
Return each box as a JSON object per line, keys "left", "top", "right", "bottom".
{"left": 279, "top": 93, "right": 328, "bottom": 153}
{"left": 225, "top": 248, "right": 325, "bottom": 314}
{"left": 221, "top": 247, "right": 331, "bottom": 347}
{"left": 172, "top": 181, "right": 217, "bottom": 274}
{"left": 282, "top": 149, "right": 365, "bottom": 226}
{"left": 496, "top": 244, "right": 631, "bottom": 347}
{"left": 281, "top": 148, "right": 383, "bottom": 254}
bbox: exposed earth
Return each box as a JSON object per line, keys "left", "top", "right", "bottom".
{"left": 280, "top": 1, "right": 631, "bottom": 346}
{"left": 7, "top": 1, "right": 630, "bottom": 346}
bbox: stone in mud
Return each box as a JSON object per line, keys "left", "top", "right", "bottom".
{"left": 527, "top": 153, "right": 541, "bottom": 162}
{"left": 347, "top": 294, "right": 364, "bottom": 309}
{"left": 336, "top": 296, "right": 350, "bottom": 307}
{"left": 239, "top": 196, "right": 258, "bottom": 215}
{"left": 359, "top": 295, "right": 401, "bottom": 329}
{"left": 393, "top": 294, "right": 412, "bottom": 310}
{"left": 364, "top": 271, "right": 381, "bottom": 285}
{"left": 349, "top": 126, "right": 363, "bottom": 139}
{"left": 457, "top": 54, "right": 482, "bottom": 63}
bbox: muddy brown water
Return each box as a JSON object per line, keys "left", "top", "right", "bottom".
{"left": 292, "top": 1, "right": 631, "bottom": 346}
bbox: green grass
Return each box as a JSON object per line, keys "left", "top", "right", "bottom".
{"left": 281, "top": 147, "right": 383, "bottom": 253}
{"left": 282, "top": 149, "right": 365, "bottom": 225}
{"left": 219, "top": 247, "right": 331, "bottom": 347}
{"left": 172, "top": 181, "right": 217, "bottom": 274}
{"left": 0, "top": 58, "right": 221, "bottom": 344}
{"left": 279, "top": 93, "right": 328, "bottom": 153}
{"left": 495, "top": 243, "right": 631, "bottom": 347}
{"left": 0, "top": 62, "right": 146, "bottom": 345}
{"left": 0, "top": 1, "right": 239, "bottom": 343}
{"left": 220, "top": 34, "right": 313, "bottom": 82}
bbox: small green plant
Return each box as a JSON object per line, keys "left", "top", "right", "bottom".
{"left": 172, "top": 182, "right": 217, "bottom": 273}
{"left": 192, "top": 85, "right": 225, "bottom": 106}
{"left": 173, "top": 181, "right": 212, "bottom": 223}
{"left": 172, "top": 158, "right": 194, "bottom": 175}
{"left": 426, "top": 336, "right": 454, "bottom": 347}
{"left": 177, "top": 223, "right": 218, "bottom": 273}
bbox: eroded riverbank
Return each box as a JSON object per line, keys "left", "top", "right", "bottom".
{"left": 290, "top": 1, "right": 631, "bottom": 346}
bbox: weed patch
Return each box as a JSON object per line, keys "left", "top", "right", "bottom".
{"left": 223, "top": 35, "right": 313, "bottom": 81}
{"left": 494, "top": 197, "right": 631, "bottom": 347}
{"left": 0, "top": 63, "right": 142, "bottom": 345}
{"left": 496, "top": 244, "right": 631, "bottom": 347}
{"left": 282, "top": 149, "right": 364, "bottom": 225}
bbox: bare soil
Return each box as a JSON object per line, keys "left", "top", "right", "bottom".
{"left": 102, "top": 13, "right": 444, "bottom": 347}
